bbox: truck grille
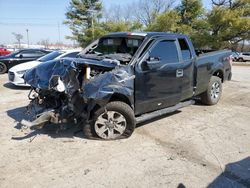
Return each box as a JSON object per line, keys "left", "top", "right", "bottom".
{"left": 8, "top": 71, "right": 15, "bottom": 82}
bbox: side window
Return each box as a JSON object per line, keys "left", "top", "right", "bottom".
{"left": 64, "top": 52, "right": 79, "bottom": 58}
{"left": 149, "top": 40, "right": 179, "bottom": 64}
{"left": 139, "top": 39, "right": 154, "bottom": 58}
{"left": 21, "top": 51, "right": 45, "bottom": 58}
{"left": 178, "top": 39, "right": 192, "bottom": 61}
{"left": 14, "top": 52, "right": 22, "bottom": 58}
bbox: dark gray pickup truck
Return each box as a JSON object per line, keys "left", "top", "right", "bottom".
{"left": 22, "top": 32, "right": 232, "bottom": 140}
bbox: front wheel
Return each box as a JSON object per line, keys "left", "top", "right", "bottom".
{"left": 83, "top": 101, "right": 135, "bottom": 140}
{"left": 200, "top": 76, "right": 222, "bottom": 105}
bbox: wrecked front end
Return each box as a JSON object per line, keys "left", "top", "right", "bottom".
{"left": 22, "top": 58, "right": 135, "bottom": 130}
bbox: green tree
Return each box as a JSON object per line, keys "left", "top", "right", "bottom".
{"left": 64, "top": 0, "right": 102, "bottom": 47}
{"left": 146, "top": 11, "right": 181, "bottom": 32}
{"left": 176, "top": 0, "right": 204, "bottom": 25}
{"left": 175, "top": 0, "right": 207, "bottom": 48}
{"left": 146, "top": 0, "right": 207, "bottom": 48}
{"left": 81, "top": 21, "right": 143, "bottom": 45}
{"left": 207, "top": 0, "right": 250, "bottom": 49}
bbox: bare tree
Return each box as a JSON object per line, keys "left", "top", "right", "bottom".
{"left": 133, "top": 0, "right": 175, "bottom": 26}
{"left": 37, "top": 39, "right": 50, "bottom": 48}
{"left": 103, "top": 4, "right": 136, "bottom": 22}
{"left": 103, "top": 0, "right": 174, "bottom": 25}
{"left": 212, "top": 0, "right": 235, "bottom": 8}
{"left": 103, "top": 4, "right": 123, "bottom": 22}
{"left": 12, "top": 32, "right": 23, "bottom": 48}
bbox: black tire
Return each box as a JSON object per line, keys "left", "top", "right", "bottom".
{"left": 83, "top": 101, "right": 135, "bottom": 140}
{"left": 200, "top": 76, "right": 222, "bottom": 105}
{"left": 238, "top": 58, "right": 244, "bottom": 62}
{"left": 0, "top": 62, "right": 7, "bottom": 74}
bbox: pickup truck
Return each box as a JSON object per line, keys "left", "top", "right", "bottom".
{"left": 21, "top": 32, "right": 232, "bottom": 140}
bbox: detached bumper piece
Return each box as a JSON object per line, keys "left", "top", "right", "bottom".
{"left": 21, "top": 111, "right": 59, "bottom": 130}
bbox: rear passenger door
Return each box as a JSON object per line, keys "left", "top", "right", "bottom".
{"left": 135, "top": 39, "right": 183, "bottom": 115}
{"left": 177, "top": 38, "right": 194, "bottom": 101}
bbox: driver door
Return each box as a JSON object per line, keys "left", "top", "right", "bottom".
{"left": 134, "top": 39, "right": 183, "bottom": 115}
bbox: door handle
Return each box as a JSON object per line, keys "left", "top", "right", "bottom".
{"left": 176, "top": 69, "right": 183, "bottom": 77}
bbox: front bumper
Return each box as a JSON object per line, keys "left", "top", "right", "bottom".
{"left": 8, "top": 71, "right": 30, "bottom": 87}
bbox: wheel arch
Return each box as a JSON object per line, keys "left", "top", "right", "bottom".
{"left": 212, "top": 69, "right": 224, "bottom": 83}
{"left": 88, "top": 92, "right": 134, "bottom": 120}
{"left": 109, "top": 93, "right": 134, "bottom": 109}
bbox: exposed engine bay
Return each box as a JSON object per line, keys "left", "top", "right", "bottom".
{"left": 21, "top": 57, "right": 135, "bottom": 130}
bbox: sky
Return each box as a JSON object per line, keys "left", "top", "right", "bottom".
{"left": 0, "top": 0, "right": 211, "bottom": 45}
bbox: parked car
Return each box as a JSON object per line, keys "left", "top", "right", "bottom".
{"left": 0, "top": 49, "right": 51, "bottom": 74}
{"left": 21, "top": 32, "right": 232, "bottom": 140}
{"left": 8, "top": 49, "right": 81, "bottom": 86}
{"left": 238, "top": 52, "right": 250, "bottom": 62}
{"left": 230, "top": 52, "right": 240, "bottom": 61}
{"left": 0, "top": 48, "right": 11, "bottom": 56}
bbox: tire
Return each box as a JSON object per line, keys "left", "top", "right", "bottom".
{"left": 0, "top": 62, "right": 7, "bottom": 74}
{"left": 200, "top": 76, "right": 222, "bottom": 105}
{"left": 238, "top": 58, "right": 244, "bottom": 62}
{"left": 83, "top": 101, "right": 135, "bottom": 140}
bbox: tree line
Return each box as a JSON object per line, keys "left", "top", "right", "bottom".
{"left": 64, "top": 0, "right": 250, "bottom": 50}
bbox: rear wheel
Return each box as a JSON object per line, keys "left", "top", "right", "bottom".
{"left": 0, "top": 62, "right": 7, "bottom": 74}
{"left": 238, "top": 58, "right": 244, "bottom": 62}
{"left": 200, "top": 76, "right": 222, "bottom": 105}
{"left": 83, "top": 101, "right": 135, "bottom": 140}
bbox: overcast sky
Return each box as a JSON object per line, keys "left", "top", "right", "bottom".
{"left": 0, "top": 0, "right": 211, "bottom": 45}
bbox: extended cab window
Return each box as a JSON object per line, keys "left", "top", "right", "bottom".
{"left": 178, "top": 39, "right": 192, "bottom": 61}
{"left": 149, "top": 40, "right": 179, "bottom": 63}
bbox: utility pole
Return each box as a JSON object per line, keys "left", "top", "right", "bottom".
{"left": 26, "top": 29, "right": 29, "bottom": 48}
{"left": 57, "top": 22, "right": 61, "bottom": 44}
{"left": 91, "top": 11, "right": 94, "bottom": 40}
{"left": 87, "top": 9, "right": 96, "bottom": 40}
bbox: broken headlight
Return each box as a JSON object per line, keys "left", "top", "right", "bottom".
{"left": 49, "top": 76, "right": 66, "bottom": 93}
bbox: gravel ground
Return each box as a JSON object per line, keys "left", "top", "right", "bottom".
{"left": 0, "top": 66, "right": 250, "bottom": 188}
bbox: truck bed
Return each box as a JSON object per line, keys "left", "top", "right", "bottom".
{"left": 194, "top": 50, "right": 232, "bottom": 95}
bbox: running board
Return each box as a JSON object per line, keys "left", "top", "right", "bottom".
{"left": 136, "top": 100, "right": 195, "bottom": 124}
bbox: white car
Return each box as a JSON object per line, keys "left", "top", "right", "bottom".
{"left": 8, "top": 49, "right": 81, "bottom": 86}
{"left": 238, "top": 52, "right": 250, "bottom": 62}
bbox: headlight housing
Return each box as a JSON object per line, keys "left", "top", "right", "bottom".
{"left": 16, "top": 70, "right": 26, "bottom": 75}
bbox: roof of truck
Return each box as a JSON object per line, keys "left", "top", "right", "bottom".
{"left": 104, "top": 32, "right": 188, "bottom": 38}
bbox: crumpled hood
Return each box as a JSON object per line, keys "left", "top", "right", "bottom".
{"left": 23, "top": 57, "right": 118, "bottom": 89}
{"left": 23, "top": 57, "right": 135, "bottom": 120}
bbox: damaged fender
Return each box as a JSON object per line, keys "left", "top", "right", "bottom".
{"left": 23, "top": 57, "right": 135, "bottom": 128}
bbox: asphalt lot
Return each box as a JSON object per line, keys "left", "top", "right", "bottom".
{"left": 0, "top": 65, "right": 250, "bottom": 188}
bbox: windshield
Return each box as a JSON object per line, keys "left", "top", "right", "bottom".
{"left": 38, "top": 51, "right": 64, "bottom": 62}
{"left": 88, "top": 37, "right": 144, "bottom": 56}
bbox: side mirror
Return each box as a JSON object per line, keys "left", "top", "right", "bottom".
{"left": 19, "top": 54, "right": 23, "bottom": 58}
{"left": 147, "top": 56, "right": 160, "bottom": 65}
{"left": 140, "top": 56, "right": 161, "bottom": 71}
